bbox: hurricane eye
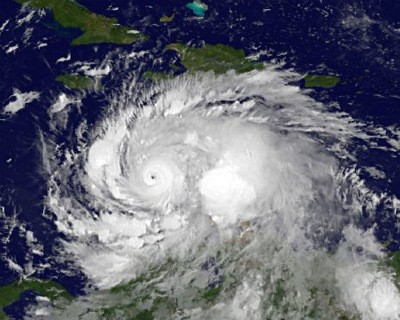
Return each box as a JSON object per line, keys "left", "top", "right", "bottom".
{"left": 144, "top": 171, "right": 159, "bottom": 185}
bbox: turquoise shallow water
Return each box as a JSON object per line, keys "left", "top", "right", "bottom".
{"left": 186, "top": 2, "right": 207, "bottom": 16}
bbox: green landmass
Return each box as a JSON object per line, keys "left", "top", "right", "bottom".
{"left": 143, "top": 71, "right": 175, "bottom": 82}
{"left": 56, "top": 74, "right": 95, "bottom": 90}
{"left": 271, "top": 279, "right": 285, "bottom": 308}
{"left": 386, "top": 251, "right": 400, "bottom": 281}
{"left": 201, "top": 285, "right": 223, "bottom": 301}
{"left": 99, "top": 258, "right": 228, "bottom": 320}
{"left": 140, "top": 43, "right": 263, "bottom": 80}
{"left": 304, "top": 75, "right": 340, "bottom": 88}
{"left": 101, "top": 260, "right": 178, "bottom": 319}
{"left": 15, "top": 0, "right": 147, "bottom": 45}
{"left": 0, "top": 278, "right": 73, "bottom": 320}
{"left": 165, "top": 43, "right": 264, "bottom": 74}
{"left": 160, "top": 12, "right": 175, "bottom": 23}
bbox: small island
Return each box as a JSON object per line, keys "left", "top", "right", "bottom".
{"left": 15, "top": 0, "right": 147, "bottom": 45}
{"left": 0, "top": 278, "right": 73, "bottom": 320}
{"left": 303, "top": 75, "right": 339, "bottom": 88}
{"left": 160, "top": 12, "right": 175, "bottom": 23}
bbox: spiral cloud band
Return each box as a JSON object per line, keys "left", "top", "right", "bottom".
{"left": 85, "top": 69, "right": 337, "bottom": 222}
{"left": 47, "top": 68, "right": 400, "bottom": 319}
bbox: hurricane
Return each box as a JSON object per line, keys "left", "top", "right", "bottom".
{"left": 43, "top": 67, "right": 400, "bottom": 320}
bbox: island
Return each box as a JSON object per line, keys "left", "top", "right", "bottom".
{"left": 165, "top": 43, "right": 264, "bottom": 74}
{"left": 56, "top": 74, "right": 95, "bottom": 90}
{"left": 303, "top": 75, "right": 339, "bottom": 88}
{"left": 0, "top": 278, "right": 73, "bottom": 320}
{"left": 160, "top": 12, "right": 175, "bottom": 23}
{"left": 15, "top": 0, "right": 147, "bottom": 45}
{"left": 186, "top": 0, "right": 208, "bottom": 17}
